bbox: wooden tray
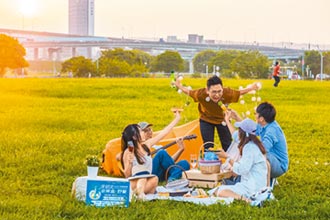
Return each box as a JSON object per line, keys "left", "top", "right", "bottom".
{"left": 183, "top": 170, "right": 232, "bottom": 188}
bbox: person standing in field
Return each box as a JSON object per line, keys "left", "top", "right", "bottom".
{"left": 173, "top": 75, "right": 259, "bottom": 151}
{"left": 255, "top": 102, "right": 289, "bottom": 185}
{"left": 273, "top": 61, "right": 281, "bottom": 87}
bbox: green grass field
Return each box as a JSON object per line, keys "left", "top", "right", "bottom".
{"left": 0, "top": 78, "right": 329, "bottom": 220}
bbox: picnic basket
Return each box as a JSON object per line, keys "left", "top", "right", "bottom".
{"left": 199, "top": 142, "right": 222, "bottom": 174}
{"left": 165, "top": 165, "right": 190, "bottom": 196}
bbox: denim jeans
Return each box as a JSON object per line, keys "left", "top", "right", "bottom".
{"left": 199, "top": 119, "right": 232, "bottom": 151}
{"left": 267, "top": 153, "right": 286, "bottom": 178}
{"left": 222, "top": 175, "right": 241, "bottom": 185}
{"left": 152, "top": 150, "right": 190, "bottom": 182}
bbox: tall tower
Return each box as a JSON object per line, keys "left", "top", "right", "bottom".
{"left": 68, "top": 0, "right": 94, "bottom": 36}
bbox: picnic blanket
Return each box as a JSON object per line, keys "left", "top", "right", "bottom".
{"left": 145, "top": 186, "right": 274, "bottom": 206}
{"left": 144, "top": 186, "right": 234, "bottom": 205}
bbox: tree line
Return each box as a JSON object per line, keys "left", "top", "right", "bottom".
{"left": 61, "top": 48, "right": 272, "bottom": 78}
{"left": 1, "top": 33, "right": 329, "bottom": 79}
{"left": 61, "top": 49, "right": 185, "bottom": 78}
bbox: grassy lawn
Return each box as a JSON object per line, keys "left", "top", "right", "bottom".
{"left": 0, "top": 78, "right": 329, "bottom": 219}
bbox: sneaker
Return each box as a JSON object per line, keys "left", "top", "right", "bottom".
{"left": 255, "top": 187, "right": 271, "bottom": 201}
{"left": 270, "top": 178, "right": 279, "bottom": 190}
{"left": 268, "top": 192, "right": 275, "bottom": 201}
{"left": 250, "top": 200, "right": 263, "bottom": 207}
{"left": 250, "top": 187, "right": 275, "bottom": 207}
{"left": 133, "top": 188, "right": 146, "bottom": 201}
{"left": 137, "top": 192, "right": 146, "bottom": 201}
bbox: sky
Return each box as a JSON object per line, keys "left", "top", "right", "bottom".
{"left": 0, "top": 0, "right": 329, "bottom": 45}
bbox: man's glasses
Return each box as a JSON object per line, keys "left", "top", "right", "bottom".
{"left": 210, "top": 90, "right": 223, "bottom": 95}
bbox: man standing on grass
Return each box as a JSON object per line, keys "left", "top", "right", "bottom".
{"left": 173, "top": 75, "right": 259, "bottom": 152}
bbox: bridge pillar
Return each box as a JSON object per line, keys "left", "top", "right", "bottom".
{"left": 48, "top": 48, "right": 53, "bottom": 60}
{"left": 87, "top": 48, "right": 92, "bottom": 58}
{"left": 72, "top": 47, "right": 76, "bottom": 57}
{"left": 34, "top": 48, "right": 39, "bottom": 60}
{"left": 48, "top": 48, "right": 61, "bottom": 61}
{"left": 56, "top": 50, "right": 61, "bottom": 61}
{"left": 189, "top": 59, "right": 194, "bottom": 74}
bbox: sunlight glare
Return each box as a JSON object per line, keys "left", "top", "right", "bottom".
{"left": 19, "top": 0, "right": 38, "bottom": 17}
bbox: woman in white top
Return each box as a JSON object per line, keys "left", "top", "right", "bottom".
{"left": 121, "top": 124, "right": 158, "bottom": 198}
{"left": 212, "top": 118, "right": 268, "bottom": 202}
{"left": 121, "top": 110, "right": 183, "bottom": 199}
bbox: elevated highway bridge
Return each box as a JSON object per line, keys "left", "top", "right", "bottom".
{"left": 1, "top": 28, "right": 303, "bottom": 61}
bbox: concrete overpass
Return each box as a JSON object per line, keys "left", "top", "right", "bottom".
{"left": 1, "top": 28, "right": 304, "bottom": 62}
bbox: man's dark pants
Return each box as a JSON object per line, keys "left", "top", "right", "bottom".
{"left": 200, "top": 119, "right": 231, "bottom": 152}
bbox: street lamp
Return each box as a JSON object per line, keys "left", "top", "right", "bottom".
{"left": 319, "top": 51, "right": 324, "bottom": 81}
{"left": 53, "top": 56, "right": 57, "bottom": 76}
{"left": 216, "top": 66, "right": 220, "bottom": 77}
{"left": 96, "top": 50, "right": 102, "bottom": 76}
{"left": 206, "top": 65, "right": 208, "bottom": 77}
{"left": 203, "top": 64, "right": 208, "bottom": 78}
{"left": 317, "top": 45, "right": 324, "bottom": 81}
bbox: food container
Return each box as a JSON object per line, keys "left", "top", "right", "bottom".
{"left": 164, "top": 165, "right": 191, "bottom": 196}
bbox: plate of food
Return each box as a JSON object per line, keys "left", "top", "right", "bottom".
{"left": 183, "top": 188, "right": 209, "bottom": 198}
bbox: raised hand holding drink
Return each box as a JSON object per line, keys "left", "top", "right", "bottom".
{"left": 127, "top": 141, "right": 134, "bottom": 152}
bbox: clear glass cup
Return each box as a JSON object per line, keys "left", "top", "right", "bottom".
{"left": 190, "top": 154, "right": 197, "bottom": 170}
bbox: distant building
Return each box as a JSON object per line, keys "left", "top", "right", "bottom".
{"left": 167, "top": 36, "right": 179, "bottom": 43}
{"left": 68, "top": 0, "right": 95, "bottom": 58}
{"left": 188, "top": 34, "right": 204, "bottom": 44}
{"left": 68, "top": 0, "right": 95, "bottom": 36}
{"left": 204, "top": 39, "right": 216, "bottom": 44}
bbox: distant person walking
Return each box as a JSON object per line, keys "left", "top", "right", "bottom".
{"left": 273, "top": 61, "right": 281, "bottom": 87}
